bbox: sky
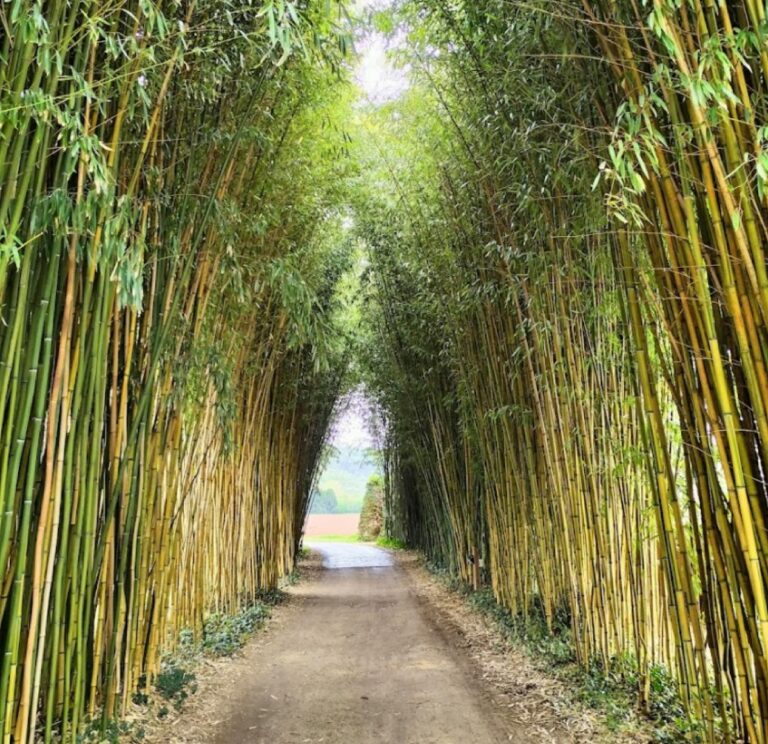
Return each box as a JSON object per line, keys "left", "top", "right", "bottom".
{"left": 328, "top": 388, "right": 377, "bottom": 450}
{"left": 322, "top": 2, "right": 405, "bottom": 454}
{"left": 354, "top": 1, "right": 410, "bottom": 105}
{"left": 355, "top": 33, "right": 409, "bottom": 105}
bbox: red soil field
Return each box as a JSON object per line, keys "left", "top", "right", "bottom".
{"left": 304, "top": 513, "right": 360, "bottom": 537}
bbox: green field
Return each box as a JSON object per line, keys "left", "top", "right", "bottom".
{"left": 305, "top": 534, "right": 361, "bottom": 543}
{"left": 311, "top": 445, "right": 379, "bottom": 513}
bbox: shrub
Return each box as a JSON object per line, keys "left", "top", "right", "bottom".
{"left": 155, "top": 664, "right": 197, "bottom": 710}
{"left": 359, "top": 475, "right": 384, "bottom": 540}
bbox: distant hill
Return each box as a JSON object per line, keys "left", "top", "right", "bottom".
{"left": 311, "top": 445, "right": 379, "bottom": 514}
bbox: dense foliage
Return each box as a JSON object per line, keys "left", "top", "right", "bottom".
{"left": 0, "top": 0, "right": 351, "bottom": 740}
{"left": 357, "top": 1, "right": 768, "bottom": 742}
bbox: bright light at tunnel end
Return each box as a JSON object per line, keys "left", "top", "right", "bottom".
{"left": 354, "top": 0, "right": 410, "bottom": 106}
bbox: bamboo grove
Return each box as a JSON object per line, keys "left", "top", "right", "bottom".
{"left": 356, "top": 1, "right": 768, "bottom": 741}
{"left": 0, "top": 0, "right": 352, "bottom": 740}
{"left": 5, "top": 0, "right": 768, "bottom": 740}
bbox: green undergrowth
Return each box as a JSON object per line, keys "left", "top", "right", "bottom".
{"left": 281, "top": 565, "right": 303, "bottom": 586}
{"left": 118, "top": 585, "right": 291, "bottom": 739}
{"left": 78, "top": 719, "right": 146, "bottom": 743}
{"left": 376, "top": 535, "right": 407, "bottom": 550}
{"left": 425, "top": 561, "right": 706, "bottom": 743}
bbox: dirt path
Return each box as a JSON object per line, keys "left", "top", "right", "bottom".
{"left": 204, "top": 543, "right": 523, "bottom": 743}
{"left": 144, "top": 544, "right": 632, "bottom": 743}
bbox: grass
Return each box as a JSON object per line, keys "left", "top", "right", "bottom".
{"left": 304, "top": 533, "right": 408, "bottom": 547}
{"left": 305, "top": 534, "right": 361, "bottom": 542}
{"left": 303, "top": 534, "right": 407, "bottom": 547}
{"left": 376, "top": 535, "right": 407, "bottom": 549}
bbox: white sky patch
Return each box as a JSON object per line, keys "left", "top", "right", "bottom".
{"left": 354, "top": 1, "right": 410, "bottom": 105}
{"left": 328, "top": 387, "right": 381, "bottom": 450}
{"left": 356, "top": 34, "right": 410, "bottom": 105}
{"left": 332, "top": 406, "right": 374, "bottom": 448}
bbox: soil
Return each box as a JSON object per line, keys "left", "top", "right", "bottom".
{"left": 140, "top": 545, "right": 641, "bottom": 744}
{"left": 396, "top": 556, "right": 647, "bottom": 743}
